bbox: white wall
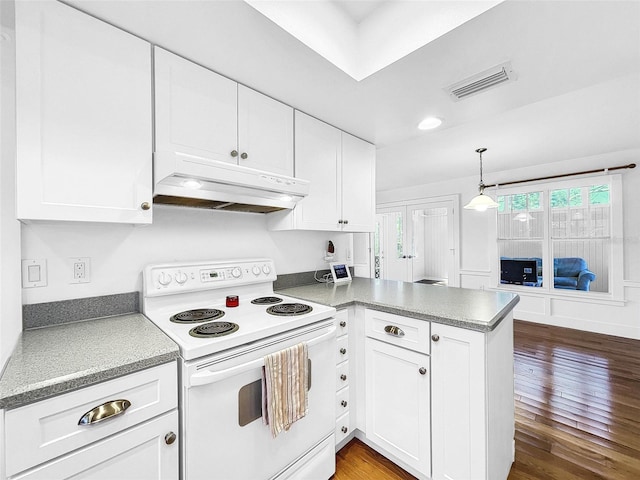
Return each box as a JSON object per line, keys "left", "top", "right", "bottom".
{"left": 0, "top": 0, "right": 22, "bottom": 371}
{"left": 377, "top": 149, "right": 640, "bottom": 339}
{"left": 20, "top": 205, "right": 353, "bottom": 304}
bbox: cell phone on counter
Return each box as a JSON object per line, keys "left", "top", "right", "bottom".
{"left": 329, "top": 262, "right": 352, "bottom": 284}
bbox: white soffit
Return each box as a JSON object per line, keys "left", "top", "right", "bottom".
{"left": 244, "top": 0, "right": 505, "bottom": 81}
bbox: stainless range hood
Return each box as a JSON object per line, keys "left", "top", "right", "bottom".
{"left": 153, "top": 151, "right": 310, "bottom": 213}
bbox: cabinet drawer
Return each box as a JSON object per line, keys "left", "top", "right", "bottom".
{"left": 9, "top": 410, "right": 178, "bottom": 480}
{"left": 335, "top": 387, "right": 350, "bottom": 417}
{"left": 335, "top": 412, "right": 351, "bottom": 443}
{"left": 5, "top": 362, "right": 177, "bottom": 477}
{"left": 365, "top": 309, "right": 430, "bottom": 354}
{"left": 336, "top": 335, "right": 349, "bottom": 363}
{"left": 336, "top": 361, "right": 349, "bottom": 390}
{"left": 335, "top": 310, "right": 349, "bottom": 337}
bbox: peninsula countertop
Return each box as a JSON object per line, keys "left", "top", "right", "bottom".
{"left": 277, "top": 277, "right": 519, "bottom": 332}
{"left": 0, "top": 313, "right": 179, "bottom": 410}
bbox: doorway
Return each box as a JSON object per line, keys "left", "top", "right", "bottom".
{"left": 373, "top": 197, "right": 459, "bottom": 286}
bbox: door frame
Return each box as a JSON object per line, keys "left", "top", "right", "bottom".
{"left": 375, "top": 194, "right": 460, "bottom": 287}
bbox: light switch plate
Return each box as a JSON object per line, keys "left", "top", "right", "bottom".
{"left": 21, "top": 259, "right": 47, "bottom": 288}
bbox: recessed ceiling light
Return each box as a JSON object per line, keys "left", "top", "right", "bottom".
{"left": 418, "top": 117, "right": 442, "bottom": 130}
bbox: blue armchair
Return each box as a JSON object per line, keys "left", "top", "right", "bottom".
{"left": 553, "top": 257, "right": 596, "bottom": 291}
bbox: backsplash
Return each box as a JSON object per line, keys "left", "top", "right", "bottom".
{"left": 20, "top": 204, "right": 353, "bottom": 304}
{"left": 23, "top": 292, "right": 139, "bottom": 330}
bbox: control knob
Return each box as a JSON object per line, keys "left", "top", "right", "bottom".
{"left": 175, "top": 271, "right": 188, "bottom": 285}
{"left": 158, "top": 272, "right": 172, "bottom": 286}
{"left": 252, "top": 266, "right": 261, "bottom": 276}
{"left": 262, "top": 264, "right": 271, "bottom": 275}
{"left": 231, "top": 267, "right": 242, "bottom": 278}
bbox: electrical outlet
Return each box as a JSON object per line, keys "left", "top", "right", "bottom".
{"left": 69, "top": 257, "right": 91, "bottom": 284}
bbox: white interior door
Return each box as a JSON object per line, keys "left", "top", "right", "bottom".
{"left": 407, "top": 200, "right": 457, "bottom": 285}
{"left": 376, "top": 196, "right": 459, "bottom": 285}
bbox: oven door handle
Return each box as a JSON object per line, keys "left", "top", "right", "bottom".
{"left": 189, "top": 325, "right": 336, "bottom": 387}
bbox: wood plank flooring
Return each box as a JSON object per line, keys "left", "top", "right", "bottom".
{"left": 333, "top": 320, "right": 640, "bottom": 480}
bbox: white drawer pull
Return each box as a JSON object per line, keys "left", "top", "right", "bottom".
{"left": 78, "top": 399, "right": 131, "bottom": 426}
{"left": 384, "top": 325, "right": 405, "bottom": 337}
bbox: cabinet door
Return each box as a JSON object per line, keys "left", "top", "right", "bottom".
{"left": 237, "top": 85, "right": 293, "bottom": 176}
{"left": 431, "top": 323, "right": 486, "bottom": 480}
{"left": 154, "top": 47, "right": 237, "bottom": 164}
{"left": 15, "top": 0, "right": 152, "bottom": 223}
{"left": 11, "top": 411, "right": 178, "bottom": 480}
{"left": 341, "top": 133, "right": 375, "bottom": 232}
{"left": 292, "top": 111, "right": 341, "bottom": 230}
{"left": 365, "top": 338, "right": 430, "bottom": 476}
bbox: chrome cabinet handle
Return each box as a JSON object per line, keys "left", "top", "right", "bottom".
{"left": 340, "top": 374, "right": 347, "bottom": 381}
{"left": 432, "top": 334, "right": 440, "bottom": 342}
{"left": 384, "top": 325, "right": 405, "bottom": 337}
{"left": 341, "top": 426, "right": 348, "bottom": 433}
{"left": 140, "top": 202, "right": 151, "bottom": 211}
{"left": 240, "top": 152, "right": 248, "bottom": 159}
{"left": 343, "top": 219, "right": 349, "bottom": 225}
{"left": 419, "top": 367, "right": 427, "bottom": 375}
{"left": 165, "top": 432, "right": 177, "bottom": 445}
{"left": 340, "top": 348, "right": 347, "bottom": 355}
{"left": 338, "top": 219, "right": 343, "bottom": 224}
{"left": 78, "top": 399, "right": 131, "bottom": 426}
{"left": 230, "top": 150, "right": 238, "bottom": 157}
{"left": 341, "top": 400, "right": 348, "bottom": 407}
{"left": 339, "top": 321, "right": 347, "bottom": 328}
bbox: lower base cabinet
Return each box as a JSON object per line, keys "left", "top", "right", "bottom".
{"left": 355, "top": 307, "right": 514, "bottom": 480}
{"left": 431, "top": 316, "right": 514, "bottom": 480}
{"left": 10, "top": 411, "right": 178, "bottom": 480}
{"left": 364, "top": 337, "right": 431, "bottom": 476}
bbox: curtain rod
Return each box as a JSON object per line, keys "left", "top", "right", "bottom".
{"left": 484, "top": 163, "right": 636, "bottom": 189}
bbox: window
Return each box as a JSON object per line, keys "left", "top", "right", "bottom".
{"left": 495, "top": 175, "right": 622, "bottom": 297}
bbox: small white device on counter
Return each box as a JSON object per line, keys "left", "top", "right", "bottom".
{"left": 330, "top": 262, "right": 352, "bottom": 284}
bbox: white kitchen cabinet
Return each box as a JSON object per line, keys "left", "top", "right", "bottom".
{"left": 154, "top": 48, "right": 294, "bottom": 176}
{"left": 15, "top": 0, "right": 153, "bottom": 224}
{"left": 364, "top": 337, "right": 431, "bottom": 476}
{"left": 430, "top": 314, "right": 515, "bottom": 480}
{"left": 3, "top": 362, "right": 178, "bottom": 480}
{"left": 237, "top": 85, "right": 294, "bottom": 176}
{"left": 268, "top": 111, "right": 375, "bottom": 232}
{"left": 341, "top": 132, "right": 376, "bottom": 232}
{"left": 10, "top": 411, "right": 178, "bottom": 480}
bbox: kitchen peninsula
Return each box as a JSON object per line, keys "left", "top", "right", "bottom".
{"left": 278, "top": 278, "right": 519, "bottom": 480}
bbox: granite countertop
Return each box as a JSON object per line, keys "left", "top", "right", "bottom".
{"left": 0, "top": 314, "right": 179, "bottom": 410}
{"left": 277, "top": 277, "right": 519, "bottom": 332}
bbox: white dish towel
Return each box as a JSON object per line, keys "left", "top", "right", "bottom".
{"left": 262, "top": 342, "right": 309, "bottom": 438}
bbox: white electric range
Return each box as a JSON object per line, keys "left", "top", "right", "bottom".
{"left": 142, "top": 259, "right": 337, "bottom": 480}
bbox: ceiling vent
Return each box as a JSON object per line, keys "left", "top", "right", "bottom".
{"left": 445, "top": 61, "right": 516, "bottom": 101}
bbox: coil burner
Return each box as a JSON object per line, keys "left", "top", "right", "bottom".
{"left": 266, "top": 303, "right": 313, "bottom": 316}
{"left": 170, "top": 309, "right": 225, "bottom": 324}
{"left": 189, "top": 321, "right": 239, "bottom": 338}
{"left": 251, "top": 296, "right": 283, "bottom": 305}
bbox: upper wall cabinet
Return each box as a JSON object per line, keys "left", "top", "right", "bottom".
{"left": 154, "top": 48, "right": 294, "bottom": 176}
{"left": 269, "top": 111, "right": 375, "bottom": 232}
{"left": 15, "top": 1, "right": 153, "bottom": 224}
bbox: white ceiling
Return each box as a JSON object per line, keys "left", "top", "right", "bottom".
{"left": 67, "top": 0, "right": 640, "bottom": 192}
{"left": 244, "top": 0, "right": 503, "bottom": 80}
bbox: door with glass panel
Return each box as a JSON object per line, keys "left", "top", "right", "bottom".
{"left": 375, "top": 200, "right": 458, "bottom": 285}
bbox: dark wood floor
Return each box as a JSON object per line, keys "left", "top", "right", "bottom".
{"left": 334, "top": 320, "right": 640, "bottom": 480}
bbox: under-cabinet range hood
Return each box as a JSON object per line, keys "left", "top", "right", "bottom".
{"left": 153, "top": 151, "right": 310, "bottom": 213}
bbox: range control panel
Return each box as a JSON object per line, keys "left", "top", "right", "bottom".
{"left": 144, "top": 259, "right": 277, "bottom": 296}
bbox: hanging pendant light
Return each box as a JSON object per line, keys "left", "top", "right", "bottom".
{"left": 463, "top": 147, "right": 499, "bottom": 211}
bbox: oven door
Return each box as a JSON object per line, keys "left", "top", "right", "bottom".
{"left": 181, "top": 319, "right": 336, "bottom": 480}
